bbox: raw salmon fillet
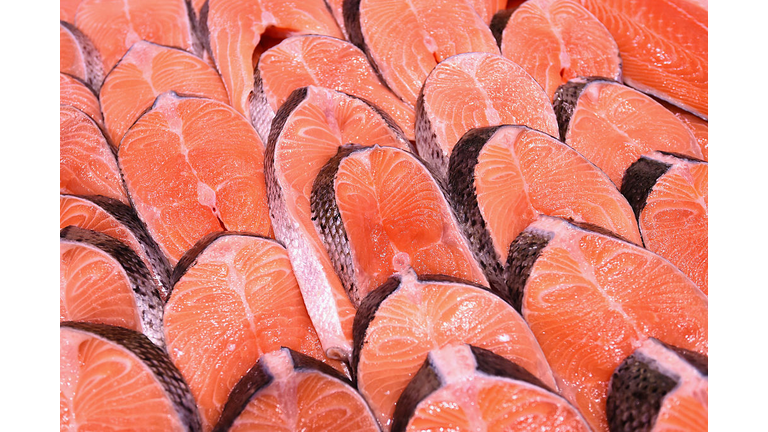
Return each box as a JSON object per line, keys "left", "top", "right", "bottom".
{"left": 607, "top": 338, "right": 708, "bottom": 432}
{"left": 61, "top": 322, "right": 201, "bottom": 431}
{"left": 663, "top": 100, "right": 709, "bottom": 160}
{"left": 621, "top": 152, "right": 708, "bottom": 294}
{"left": 100, "top": 41, "right": 229, "bottom": 146}
{"left": 164, "top": 233, "right": 344, "bottom": 431}
{"left": 61, "top": 0, "right": 83, "bottom": 23}
{"left": 312, "top": 145, "right": 489, "bottom": 305}
{"left": 492, "top": 0, "right": 621, "bottom": 100}
{"left": 470, "top": 0, "right": 508, "bottom": 24}
{"left": 253, "top": 35, "right": 416, "bottom": 141}
{"left": 204, "top": 0, "right": 342, "bottom": 118}
{"left": 505, "top": 216, "right": 707, "bottom": 431}
{"left": 576, "top": 0, "right": 708, "bottom": 119}
{"left": 60, "top": 105, "right": 129, "bottom": 204}
{"left": 60, "top": 73, "right": 103, "bottom": 128}
{"left": 447, "top": 125, "right": 641, "bottom": 298}
{"left": 214, "top": 348, "right": 379, "bottom": 431}
{"left": 392, "top": 344, "right": 590, "bottom": 432}
{"left": 353, "top": 268, "right": 556, "bottom": 431}
{"left": 344, "top": 0, "right": 500, "bottom": 107}
{"left": 266, "top": 86, "right": 412, "bottom": 362}
{"left": 554, "top": 77, "right": 702, "bottom": 186}
{"left": 60, "top": 21, "right": 104, "bottom": 92}
{"left": 118, "top": 92, "right": 271, "bottom": 265}
{"left": 74, "top": 0, "right": 201, "bottom": 73}
{"left": 61, "top": 194, "right": 173, "bottom": 298}
{"left": 416, "top": 52, "right": 558, "bottom": 179}
{"left": 60, "top": 226, "right": 164, "bottom": 348}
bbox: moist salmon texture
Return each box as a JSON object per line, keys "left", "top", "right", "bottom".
{"left": 100, "top": 41, "right": 229, "bottom": 146}
{"left": 312, "top": 145, "right": 489, "bottom": 305}
{"left": 253, "top": 35, "right": 416, "bottom": 141}
{"left": 392, "top": 344, "right": 590, "bottom": 432}
{"left": 505, "top": 216, "right": 707, "bottom": 431}
{"left": 353, "top": 268, "right": 556, "bottom": 431}
{"left": 416, "top": 52, "right": 558, "bottom": 179}
{"left": 60, "top": 73, "right": 103, "bottom": 128}
{"left": 663, "top": 101, "right": 709, "bottom": 160}
{"left": 60, "top": 21, "right": 104, "bottom": 92}
{"left": 265, "top": 85, "right": 412, "bottom": 362}
{"left": 118, "top": 92, "right": 271, "bottom": 265}
{"left": 621, "top": 152, "right": 708, "bottom": 294}
{"left": 60, "top": 105, "right": 129, "bottom": 205}
{"left": 577, "top": 0, "right": 708, "bottom": 119}
{"left": 494, "top": 0, "right": 622, "bottom": 100}
{"left": 214, "top": 348, "right": 379, "bottom": 432}
{"left": 164, "top": 233, "right": 343, "bottom": 432}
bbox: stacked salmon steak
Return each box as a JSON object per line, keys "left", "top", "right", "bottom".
{"left": 60, "top": 0, "right": 708, "bottom": 430}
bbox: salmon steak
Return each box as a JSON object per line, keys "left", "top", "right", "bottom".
{"left": 416, "top": 52, "right": 559, "bottom": 179}
{"left": 60, "top": 72, "right": 103, "bottom": 128}
{"left": 448, "top": 125, "right": 641, "bottom": 296}
{"left": 662, "top": 100, "right": 709, "bottom": 160}
{"left": 607, "top": 338, "right": 708, "bottom": 432}
{"left": 213, "top": 348, "right": 379, "bottom": 431}
{"left": 311, "top": 144, "right": 489, "bottom": 305}
{"left": 163, "top": 232, "right": 344, "bottom": 431}
{"left": 60, "top": 322, "right": 201, "bottom": 431}
{"left": 253, "top": 35, "right": 416, "bottom": 141}
{"left": 392, "top": 344, "right": 590, "bottom": 432}
{"left": 554, "top": 77, "right": 703, "bottom": 186}
{"left": 266, "top": 85, "right": 412, "bottom": 362}
{"left": 118, "top": 92, "right": 272, "bottom": 265}
{"left": 621, "top": 151, "right": 708, "bottom": 294}
{"left": 505, "top": 215, "right": 707, "bottom": 431}
{"left": 60, "top": 21, "right": 104, "bottom": 92}
{"left": 491, "top": 0, "right": 622, "bottom": 100}
{"left": 100, "top": 41, "right": 229, "bottom": 146}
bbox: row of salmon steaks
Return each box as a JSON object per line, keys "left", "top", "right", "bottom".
{"left": 60, "top": 0, "right": 708, "bottom": 430}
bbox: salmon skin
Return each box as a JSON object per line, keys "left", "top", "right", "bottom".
{"left": 311, "top": 144, "right": 490, "bottom": 306}
{"left": 391, "top": 344, "right": 590, "bottom": 432}
{"left": 213, "top": 348, "right": 380, "bottom": 432}
{"left": 447, "top": 125, "right": 641, "bottom": 303}
{"left": 504, "top": 215, "right": 707, "bottom": 431}
{"left": 61, "top": 226, "right": 165, "bottom": 349}
{"left": 60, "top": 21, "right": 104, "bottom": 92}
{"left": 60, "top": 194, "right": 173, "bottom": 299}
{"left": 265, "top": 86, "right": 412, "bottom": 362}
{"left": 607, "top": 338, "right": 708, "bottom": 431}
{"left": 61, "top": 322, "right": 201, "bottom": 431}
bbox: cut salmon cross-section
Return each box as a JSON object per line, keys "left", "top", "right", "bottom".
{"left": 118, "top": 92, "right": 272, "bottom": 266}
{"left": 554, "top": 77, "right": 703, "bottom": 186}
{"left": 504, "top": 215, "right": 707, "bottom": 432}
{"left": 391, "top": 344, "right": 590, "bottom": 432}
{"left": 61, "top": 322, "right": 201, "bottom": 431}
{"left": 73, "top": 0, "right": 201, "bottom": 74}
{"left": 266, "top": 85, "right": 412, "bottom": 362}
{"left": 662, "top": 100, "right": 709, "bottom": 160}
{"left": 213, "top": 348, "right": 379, "bottom": 432}
{"left": 344, "top": 0, "right": 500, "bottom": 107}
{"left": 416, "top": 52, "right": 558, "bottom": 179}
{"left": 60, "top": 105, "right": 129, "bottom": 204}
{"left": 100, "top": 41, "right": 229, "bottom": 147}
{"left": 60, "top": 21, "right": 104, "bottom": 92}
{"left": 576, "top": 0, "right": 708, "bottom": 119}
{"left": 60, "top": 226, "right": 165, "bottom": 348}
{"left": 607, "top": 338, "right": 708, "bottom": 432}
{"left": 447, "top": 125, "right": 641, "bottom": 300}
{"left": 61, "top": 194, "right": 173, "bottom": 299}
{"left": 353, "top": 268, "right": 556, "bottom": 431}
{"left": 204, "top": 0, "right": 342, "bottom": 118}
{"left": 311, "top": 144, "right": 489, "bottom": 305}
{"left": 164, "top": 232, "right": 345, "bottom": 432}
{"left": 621, "top": 152, "right": 708, "bottom": 294}
{"left": 60, "top": 72, "right": 104, "bottom": 128}
{"left": 491, "top": 0, "right": 622, "bottom": 100}
{"left": 253, "top": 35, "right": 416, "bottom": 141}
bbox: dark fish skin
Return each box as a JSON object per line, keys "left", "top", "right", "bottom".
{"left": 552, "top": 76, "right": 618, "bottom": 141}
{"left": 249, "top": 65, "right": 275, "bottom": 143}
{"left": 61, "top": 226, "right": 166, "bottom": 350}
{"left": 606, "top": 338, "right": 707, "bottom": 432}
{"left": 213, "top": 348, "right": 362, "bottom": 432}
{"left": 620, "top": 156, "right": 672, "bottom": 221}
{"left": 61, "top": 20, "right": 105, "bottom": 93}
{"left": 62, "top": 194, "right": 173, "bottom": 301}
{"left": 391, "top": 344, "right": 555, "bottom": 432}
{"left": 61, "top": 321, "right": 202, "bottom": 431}
{"left": 414, "top": 83, "right": 446, "bottom": 179}
{"left": 489, "top": 8, "right": 515, "bottom": 47}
